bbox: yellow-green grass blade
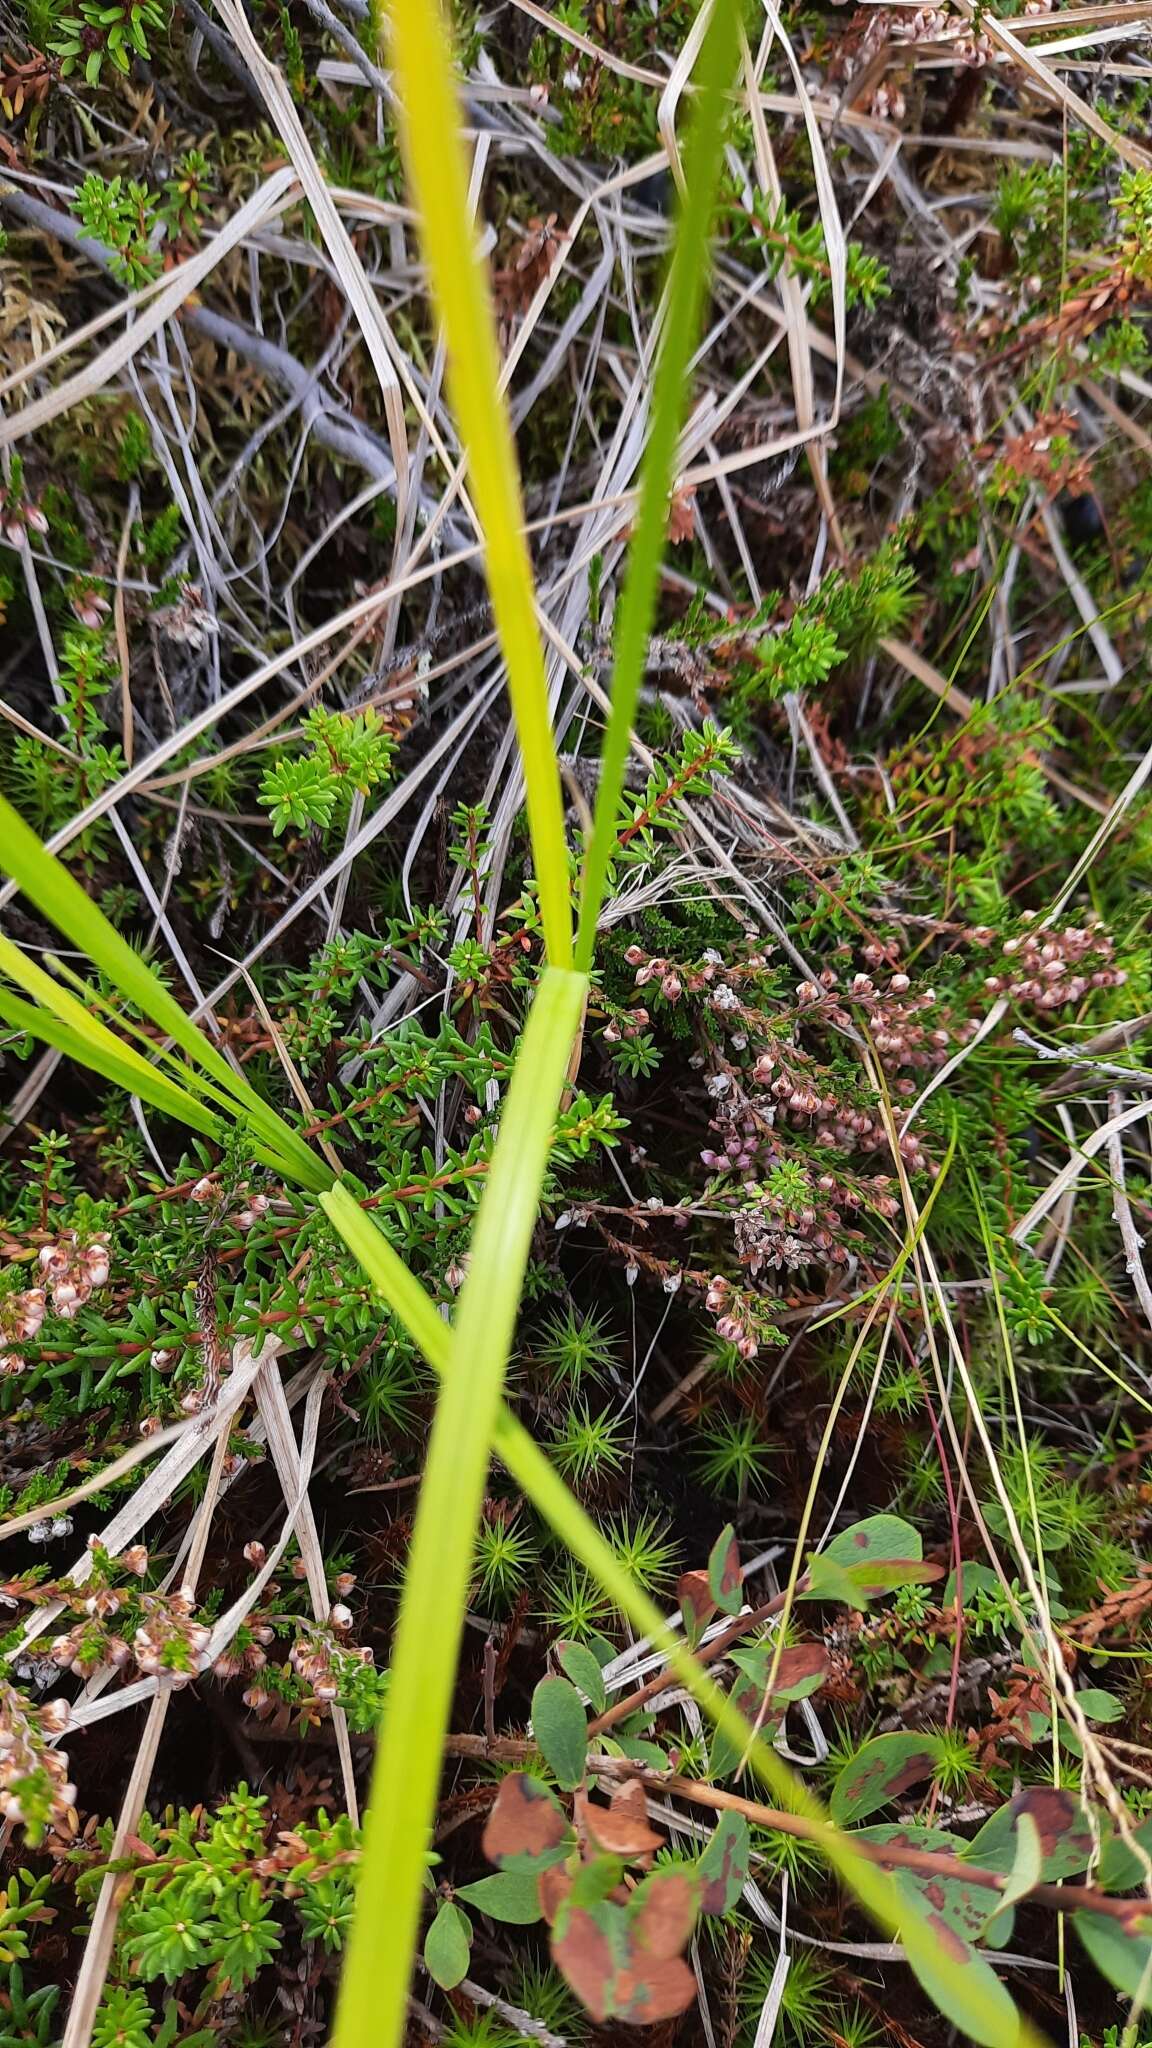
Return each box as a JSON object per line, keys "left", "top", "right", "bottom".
{"left": 328, "top": 962, "right": 589, "bottom": 2048}
{"left": 0, "top": 941, "right": 324, "bottom": 1186}
{"left": 319, "top": 1179, "right": 448, "bottom": 1363}
{"left": 44, "top": 952, "right": 332, "bottom": 1193}
{"left": 574, "top": 0, "right": 739, "bottom": 971}
{"left": 321, "top": 1186, "right": 1033, "bottom": 2048}
{"left": 0, "top": 933, "right": 224, "bottom": 1131}
{"left": 0, "top": 792, "right": 326, "bottom": 1189}
{"left": 380, "top": 0, "right": 573, "bottom": 970}
{"left": 0, "top": 978, "right": 320, "bottom": 1181}
{"left": 0, "top": 986, "right": 225, "bottom": 1140}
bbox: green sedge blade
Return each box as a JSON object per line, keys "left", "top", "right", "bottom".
{"left": 330, "top": 964, "right": 587, "bottom": 2048}
{"left": 0, "top": 986, "right": 224, "bottom": 1139}
{"left": 0, "top": 793, "right": 327, "bottom": 1189}
{"left": 379, "top": 0, "right": 573, "bottom": 970}
{"left": 574, "top": 0, "right": 740, "bottom": 970}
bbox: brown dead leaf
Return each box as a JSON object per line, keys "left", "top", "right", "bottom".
{"left": 482, "top": 1772, "right": 568, "bottom": 1866}
{"left": 538, "top": 1863, "right": 574, "bottom": 1924}
{"left": 581, "top": 1783, "right": 664, "bottom": 1859}
{"left": 615, "top": 1954, "right": 698, "bottom": 2023}
{"left": 677, "top": 1569, "right": 714, "bottom": 1636}
{"left": 631, "top": 1869, "right": 699, "bottom": 1961}
{"left": 552, "top": 1907, "right": 618, "bottom": 2022}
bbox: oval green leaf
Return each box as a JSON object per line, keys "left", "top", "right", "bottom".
{"left": 532, "top": 1675, "right": 589, "bottom": 1791}
{"left": 698, "top": 1810, "right": 751, "bottom": 1915}
{"left": 1076, "top": 1908, "right": 1152, "bottom": 1997}
{"left": 708, "top": 1525, "right": 742, "bottom": 1615}
{"left": 455, "top": 1871, "right": 543, "bottom": 1925}
{"left": 423, "top": 1900, "right": 471, "bottom": 1989}
{"left": 557, "top": 1640, "right": 607, "bottom": 1714}
{"left": 897, "top": 1878, "right": 1021, "bottom": 2048}
{"left": 826, "top": 1514, "right": 923, "bottom": 1566}
{"left": 830, "top": 1734, "right": 943, "bottom": 1825}
{"left": 963, "top": 1788, "right": 1094, "bottom": 1883}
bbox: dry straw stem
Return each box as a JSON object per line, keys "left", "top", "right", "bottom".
{"left": 3, "top": 1337, "right": 280, "bottom": 1668}
{"left": 253, "top": 1366, "right": 359, "bottom": 1820}
{"left": 1106, "top": 1093, "right": 1152, "bottom": 1333}
{"left": 0, "top": 169, "right": 302, "bottom": 442}
{"left": 59, "top": 1425, "right": 233, "bottom": 2048}
{"left": 1011, "top": 1093, "right": 1152, "bottom": 1246}
{"left": 209, "top": 0, "right": 412, "bottom": 544}
{"left": 951, "top": 0, "right": 1152, "bottom": 170}
{"left": 0, "top": 1421, "right": 189, "bottom": 1541}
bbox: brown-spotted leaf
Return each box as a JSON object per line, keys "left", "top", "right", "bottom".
{"left": 483, "top": 1772, "right": 570, "bottom": 1870}
{"left": 766, "top": 1641, "right": 831, "bottom": 1699}
{"left": 628, "top": 1867, "right": 700, "bottom": 1960}
{"left": 896, "top": 1883, "right": 1022, "bottom": 2046}
{"left": 825, "top": 1513, "right": 923, "bottom": 1566}
{"left": 857, "top": 1824, "right": 962, "bottom": 1852}
{"left": 582, "top": 1783, "right": 664, "bottom": 1859}
{"left": 709, "top": 1644, "right": 829, "bottom": 1780}
{"left": 830, "top": 1733, "right": 943, "bottom": 1824}
{"left": 614, "top": 1954, "right": 697, "bottom": 2024}
{"left": 698, "top": 1810, "right": 751, "bottom": 1914}
{"left": 677, "top": 1568, "right": 715, "bottom": 1643}
{"left": 538, "top": 1863, "right": 574, "bottom": 1925}
{"left": 806, "top": 1516, "right": 935, "bottom": 1609}
{"left": 857, "top": 1826, "right": 991, "bottom": 1942}
{"left": 901, "top": 1864, "right": 995, "bottom": 1943}
{"left": 552, "top": 1903, "right": 621, "bottom": 2022}
{"left": 964, "top": 1786, "right": 1095, "bottom": 1882}
{"left": 707, "top": 1674, "right": 782, "bottom": 1781}
{"left": 708, "top": 1524, "right": 742, "bottom": 1615}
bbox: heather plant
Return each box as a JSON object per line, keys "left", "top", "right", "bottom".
{"left": 5, "top": 0, "right": 1152, "bottom": 2042}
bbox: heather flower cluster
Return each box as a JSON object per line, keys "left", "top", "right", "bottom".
{"left": 699, "top": 978, "right": 941, "bottom": 1176}
{"left": 624, "top": 941, "right": 774, "bottom": 1006}
{"left": 0, "top": 1230, "right": 111, "bottom": 1375}
{"left": 191, "top": 1174, "right": 271, "bottom": 1231}
{"left": 0, "top": 1680, "right": 74, "bottom": 1834}
{"left": 969, "top": 916, "right": 1126, "bottom": 1009}
{"left": 703, "top": 1275, "right": 762, "bottom": 1359}
{"left": 0, "top": 483, "right": 48, "bottom": 548}
{"left": 50, "top": 1583, "right": 210, "bottom": 1684}
{"left": 607, "top": 914, "right": 1132, "bottom": 1349}
{"left": 732, "top": 1161, "right": 901, "bottom": 1280}
{"left": 47, "top": 1542, "right": 150, "bottom": 1677}
{"left": 284, "top": 1609, "right": 361, "bottom": 1706}
{"left": 69, "top": 579, "right": 112, "bottom": 630}
{"left": 131, "top": 1589, "right": 213, "bottom": 1682}
{"left": 827, "top": 1, "right": 1058, "bottom": 124}
{"left": 244, "top": 1619, "right": 374, "bottom": 1727}
{"left": 792, "top": 966, "right": 967, "bottom": 1077}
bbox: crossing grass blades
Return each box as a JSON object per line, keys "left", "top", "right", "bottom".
{"left": 1, "top": 3, "right": 1152, "bottom": 2047}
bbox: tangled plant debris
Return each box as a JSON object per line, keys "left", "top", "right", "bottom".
{"left": 3, "top": 1, "right": 1152, "bottom": 2045}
